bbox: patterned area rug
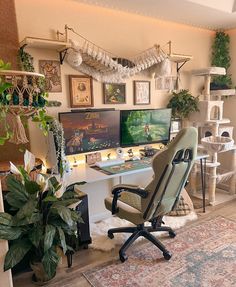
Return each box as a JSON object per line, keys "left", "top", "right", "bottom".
{"left": 84, "top": 217, "right": 236, "bottom": 287}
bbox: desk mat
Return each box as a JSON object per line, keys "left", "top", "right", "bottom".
{"left": 96, "top": 158, "right": 152, "bottom": 175}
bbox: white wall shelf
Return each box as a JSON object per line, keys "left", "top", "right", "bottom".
{"left": 19, "top": 36, "right": 71, "bottom": 51}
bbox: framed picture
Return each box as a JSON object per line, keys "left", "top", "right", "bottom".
{"left": 39, "top": 60, "right": 62, "bottom": 93}
{"left": 171, "top": 119, "right": 181, "bottom": 133}
{"left": 103, "top": 83, "right": 126, "bottom": 104}
{"left": 85, "top": 152, "right": 102, "bottom": 166}
{"left": 133, "top": 81, "right": 151, "bottom": 105}
{"left": 69, "top": 75, "right": 93, "bottom": 108}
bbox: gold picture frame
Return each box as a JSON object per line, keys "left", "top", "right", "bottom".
{"left": 69, "top": 75, "right": 93, "bottom": 108}
{"left": 39, "top": 60, "right": 62, "bottom": 93}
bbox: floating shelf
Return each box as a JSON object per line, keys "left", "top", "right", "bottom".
{"left": 169, "top": 53, "right": 192, "bottom": 63}
{"left": 206, "top": 118, "right": 231, "bottom": 124}
{"left": 19, "top": 37, "right": 71, "bottom": 51}
{"left": 211, "top": 89, "right": 236, "bottom": 97}
{"left": 192, "top": 67, "right": 226, "bottom": 76}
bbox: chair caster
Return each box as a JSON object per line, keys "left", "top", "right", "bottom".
{"left": 108, "top": 231, "right": 114, "bottom": 239}
{"left": 163, "top": 251, "right": 172, "bottom": 261}
{"left": 169, "top": 231, "right": 176, "bottom": 238}
{"left": 119, "top": 253, "right": 128, "bottom": 262}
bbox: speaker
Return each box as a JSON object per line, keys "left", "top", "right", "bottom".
{"left": 75, "top": 190, "right": 92, "bottom": 248}
{"left": 116, "top": 147, "right": 124, "bottom": 159}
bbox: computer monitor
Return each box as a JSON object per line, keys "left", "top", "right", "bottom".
{"left": 120, "top": 108, "right": 172, "bottom": 147}
{"left": 59, "top": 110, "right": 120, "bottom": 155}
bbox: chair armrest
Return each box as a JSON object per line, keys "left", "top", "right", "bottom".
{"left": 112, "top": 184, "right": 148, "bottom": 198}
{"left": 111, "top": 184, "right": 148, "bottom": 215}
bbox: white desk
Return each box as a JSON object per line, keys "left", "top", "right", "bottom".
{"left": 65, "top": 153, "right": 208, "bottom": 185}
{"left": 63, "top": 153, "right": 208, "bottom": 222}
{"left": 64, "top": 161, "right": 152, "bottom": 185}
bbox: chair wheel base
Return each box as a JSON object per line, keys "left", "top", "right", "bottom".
{"left": 108, "top": 232, "right": 114, "bottom": 239}
{"left": 169, "top": 231, "right": 176, "bottom": 238}
{"left": 119, "top": 252, "right": 128, "bottom": 262}
{"left": 163, "top": 251, "right": 172, "bottom": 260}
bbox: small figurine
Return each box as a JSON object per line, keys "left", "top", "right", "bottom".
{"left": 73, "top": 157, "right": 78, "bottom": 167}
{"left": 107, "top": 153, "right": 111, "bottom": 160}
{"left": 127, "top": 148, "right": 134, "bottom": 158}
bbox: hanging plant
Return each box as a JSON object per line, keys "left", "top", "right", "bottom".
{"left": 48, "top": 119, "right": 66, "bottom": 176}
{"left": 0, "top": 59, "right": 53, "bottom": 145}
{"left": 211, "top": 31, "right": 232, "bottom": 89}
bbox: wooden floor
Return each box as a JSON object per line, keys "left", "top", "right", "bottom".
{"left": 13, "top": 199, "right": 236, "bottom": 287}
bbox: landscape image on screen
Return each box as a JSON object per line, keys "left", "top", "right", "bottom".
{"left": 121, "top": 109, "right": 171, "bottom": 146}
{"left": 59, "top": 111, "right": 120, "bottom": 155}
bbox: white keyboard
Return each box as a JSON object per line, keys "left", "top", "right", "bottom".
{"left": 95, "top": 159, "right": 125, "bottom": 168}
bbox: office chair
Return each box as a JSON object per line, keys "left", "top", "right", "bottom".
{"left": 104, "top": 127, "right": 197, "bottom": 262}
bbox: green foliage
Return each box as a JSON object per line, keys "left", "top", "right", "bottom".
{"left": 167, "top": 89, "right": 199, "bottom": 119}
{"left": 0, "top": 167, "right": 81, "bottom": 281}
{"left": 211, "top": 31, "right": 232, "bottom": 88}
{"left": 18, "top": 48, "right": 35, "bottom": 72}
{"left": 0, "top": 59, "right": 13, "bottom": 145}
{"left": 0, "top": 58, "right": 53, "bottom": 145}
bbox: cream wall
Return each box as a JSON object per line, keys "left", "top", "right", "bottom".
{"left": 14, "top": 0, "right": 214, "bottom": 161}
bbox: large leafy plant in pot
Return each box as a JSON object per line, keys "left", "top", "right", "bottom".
{"left": 0, "top": 151, "right": 81, "bottom": 284}
{"left": 167, "top": 89, "right": 199, "bottom": 119}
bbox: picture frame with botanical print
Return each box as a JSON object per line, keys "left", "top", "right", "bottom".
{"left": 39, "top": 60, "right": 62, "bottom": 93}
{"left": 103, "top": 83, "right": 126, "bottom": 104}
{"left": 133, "top": 80, "right": 151, "bottom": 105}
{"left": 69, "top": 75, "right": 93, "bottom": 108}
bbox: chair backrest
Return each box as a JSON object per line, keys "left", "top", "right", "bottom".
{"left": 142, "top": 127, "right": 198, "bottom": 220}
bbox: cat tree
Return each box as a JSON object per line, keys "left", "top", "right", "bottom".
{"left": 190, "top": 67, "right": 236, "bottom": 204}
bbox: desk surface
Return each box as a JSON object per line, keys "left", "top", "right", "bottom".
{"left": 64, "top": 153, "right": 208, "bottom": 186}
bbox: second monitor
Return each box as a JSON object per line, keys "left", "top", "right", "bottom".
{"left": 120, "top": 108, "right": 172, "bottom": 147}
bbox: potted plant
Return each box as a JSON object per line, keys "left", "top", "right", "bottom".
{"left": 167, "top": 89, "right": 199, "bottom": 119}
{"left": 0, "top": 58, "right": 53, "bottom": 145}
{"left": 0, "top": 150, "right": 81, "bottom": 284}
{"left": 211, "top": 31, "right": 232, "bottom": 90}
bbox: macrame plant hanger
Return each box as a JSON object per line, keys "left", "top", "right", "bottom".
{"left": 0, "top": 70, "right": 45, "bottom": 144}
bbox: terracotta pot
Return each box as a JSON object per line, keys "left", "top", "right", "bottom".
{"left": 30, "top": 262, "right": 55, "bottom": 286}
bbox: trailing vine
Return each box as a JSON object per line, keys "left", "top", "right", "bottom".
{"left": 0, "top": 60, "right": 13, "bottom": 144}
{"left": 18, "top": 48, "right": 35, "bottom": 72}
{"left": 49, "top": 118, "right": 66, "bottom": 176}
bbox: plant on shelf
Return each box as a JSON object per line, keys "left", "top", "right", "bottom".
{"left": 0, "top": 150, "right": 82, "bottom": 284}
{"left": 167, "top": 89, "right": 199, "bottom": 119}
{"left": 18, "top": 48, "right": 35, "bottom": 72}
{"left": 211, "top": 31, "right": 232, "bottom": 89}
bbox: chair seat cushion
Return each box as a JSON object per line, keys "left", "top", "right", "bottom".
{"left": 105, "top": 197, "right": 145, "bottom": 225}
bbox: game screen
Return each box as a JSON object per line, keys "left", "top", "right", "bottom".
{"left": 59, "top": 110, "right": 120, "bottom": 155}
{"left": 120, "top": 108, "right": 171, "bottom": 147}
